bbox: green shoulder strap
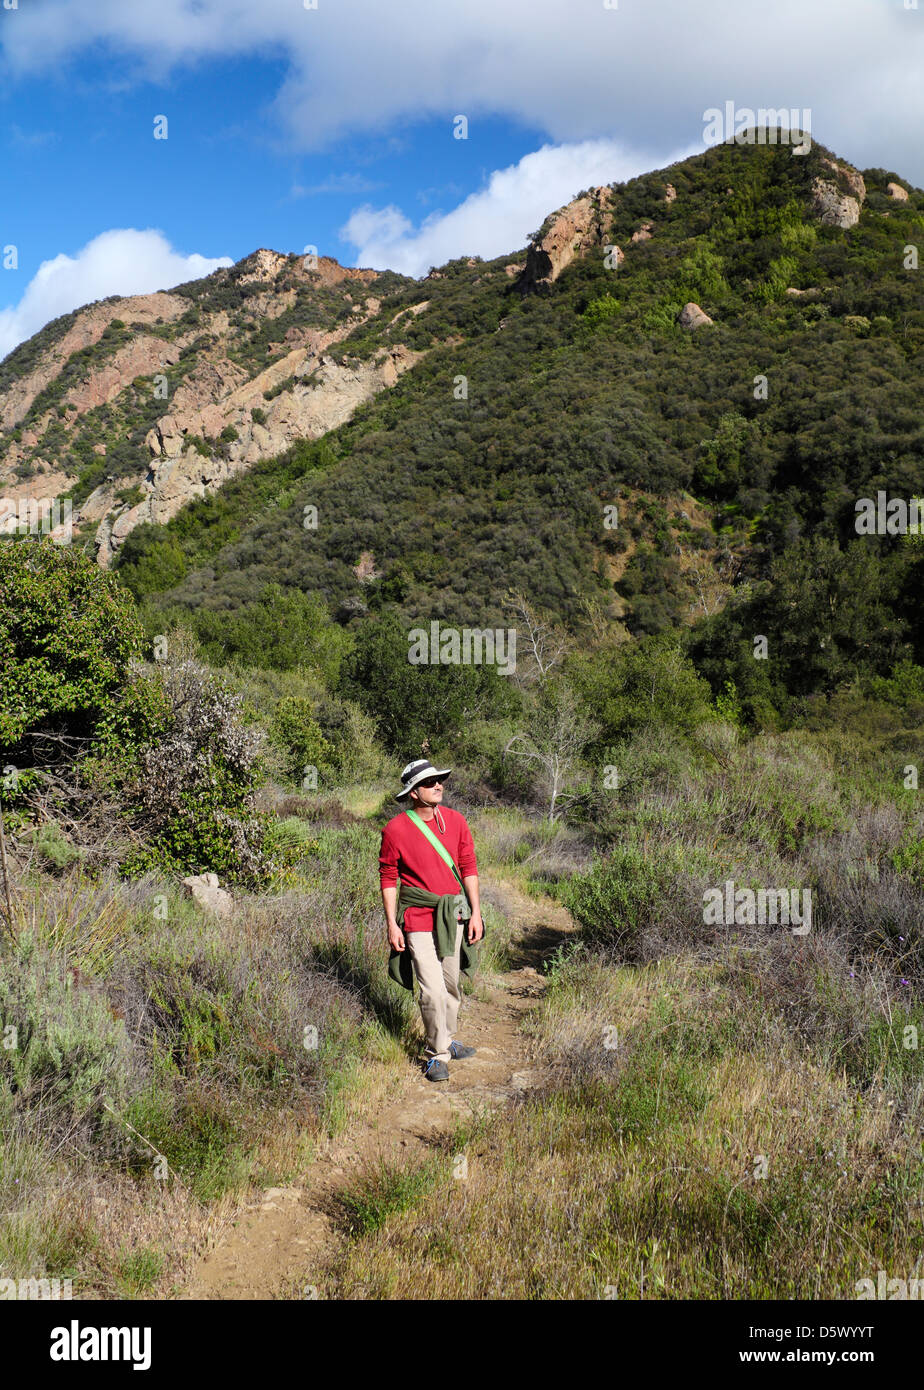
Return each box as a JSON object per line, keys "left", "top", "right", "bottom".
{"left": 404, "top": 808, "right": 464, "bottom": 888}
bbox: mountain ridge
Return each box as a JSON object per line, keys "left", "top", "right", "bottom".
{"left": 2, "top": 137, "right": 922, "bottom": 682}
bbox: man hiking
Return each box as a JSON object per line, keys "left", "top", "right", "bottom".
{"left": 379, "top": 759, "right": 484, "bottom": 1082}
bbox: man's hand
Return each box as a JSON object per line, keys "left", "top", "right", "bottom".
{"left": 466, "top": 910, "right": 484, "bottom": 944}
{"left": 382, "top": 884, "right": 403, "bottom": 951}
{"left": 387, "top": 922, "right": 406, "bottom": 952}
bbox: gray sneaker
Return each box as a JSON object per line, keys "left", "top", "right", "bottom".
{"left": 424, "top": 1058, "right": 450, "bottom": 1082}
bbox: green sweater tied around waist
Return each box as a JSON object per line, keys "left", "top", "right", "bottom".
{"left": 387, "top": 881, "right": 482, "bottom": 991}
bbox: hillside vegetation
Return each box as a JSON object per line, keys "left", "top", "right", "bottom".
{"left": 1, "top": 136, "right": 923, "bottom": 1300}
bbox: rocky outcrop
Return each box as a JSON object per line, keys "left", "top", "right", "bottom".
{"left": 887, "top": 181, "right": 909, "bottom": 202}
{"left": 677, "top": 302, "right": 714, "bottom": 330}
{"left": 237, "top": 248, "right": 290, "bottom": 285}
{"left": 518, "top": 186, "right": 615, "bottom": 292}
{"left": 811, "top": 158, "right": 866, "bottom": 230}
{"left": 664, "top": 184, "right": 677, "bottom": 204}
{"left": 65, "top": 336, "right": 179, "bottom": 415}
{"left": 819, "top": 158, "right": 866, "bottom": 204}
{"left": 811, "top": 179, "right": 861, "bottom": 229}
{"left": 95, "top": 340, "right": 423, "bottom": 565}
{"left": 631, "top": 222, "right": 654, "bottom": 243}
{"left": 0, "top": 292, "right": 189, "bottom": 432}
{"left": 237, "top": 247, "right": 377, "bottom": 292}
{"left": 388, "top": 299, "right": 430, "bottom": 327}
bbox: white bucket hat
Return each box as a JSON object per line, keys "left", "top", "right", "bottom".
{"left": 395, "top": 758, "right": 452, "bottom": 800}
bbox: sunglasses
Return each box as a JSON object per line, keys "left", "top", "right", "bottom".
{"left": 417, "top": 777, "right": 444, "bottom": 788}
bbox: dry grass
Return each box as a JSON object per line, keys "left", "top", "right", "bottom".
{"left": 326, "top": 955, "right": 924, "bottom": 1299}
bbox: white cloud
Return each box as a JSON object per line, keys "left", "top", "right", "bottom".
{"left": 290, "top": 172, "right": 383, "bottom": 198}
{"left": 340, "top": 137, "right": 702, "bottom": 277}
{"left": 0, "top": 229, "right": 231, "bottom": 361}
{"left": 2, "top": 1, "right": 924, "bottom": 180}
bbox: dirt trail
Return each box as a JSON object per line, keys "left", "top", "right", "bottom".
{"left": 181, "top": 877, "right": 575, "bottom": 1300}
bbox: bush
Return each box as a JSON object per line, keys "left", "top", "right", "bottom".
{"left": 563, "top": 846, "right": 688, "bottom": 962}
{"left": 0, "top": 935, "right": 134, "bottom": 1148}
{"left": 270, "top": 696, "right": 334, "bottom": 785}
{"left": 113, "top": 527, "right": 188, "bottom": 600}
{"left": 120, "top": 660, "right": 271, "bottom": 885}
{"left": 0, "top": 541, "right": 144, "bottom": 752}
{"left": 193, "top": 584, "right": 352, "bottom": 680}
{"left": 568, "top": 632, "right": 716, "bottom": 757}
{"left": 24, "top": 820, "right": 84, "bottom": 872}
{"left": 339, "top": 608, "right": 519, "bottom": 754}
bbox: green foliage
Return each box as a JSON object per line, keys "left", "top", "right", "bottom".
{"left": 115, "top": 527, "right": 188, "bottom": 598}
{"left": 568, "top": 632, "right": 717, "bottom": 755}
{"left": 890, "top": 838, "right": 924, "bottom": 887}
{"left": 674, "top": 240, "right": 730, "bottom": 305}
{"left": 264, "top": 375, "right": 297, "bottom": 401}
{"left": 714, "top": 680, "right": 744, "bottom": 728}
{"left": 617, "top": 544, "right": 688, "bottom": 634}
{"left": 338, "top": 1155, "right": 444, "bottom": 1235}
{"left": 185, "top": 435, "right": 212, "bottom": 458}
{"left": 688, "top": 537, "right": 914, "bottom": 723}
{"left": 562, "top": 847, "right": 684, "bottom": 960}
{"left": 0, "top": 935, "right": 132, "bottom": 1128}
{"left": 269, "top": 696, "right": 334, "bottom": 784}
{"left": 262, "top": 815, "right": 320, "bottom": 867}
{"left": 695, "top": 412, "right": 770, "bottom": 501}
{"left": 339, "top": 608, "right": 520, "bottom": 754}
{"left": 863, "top": 660, "right": 924, "bottom": 710}
{"left": 118, "top": 661, "right": 270, "bottom": 886}
{"left": 191, "top": 584, "right": 353, "bottom": 680}
{"left": 23, "top": 821, "right": 84, "bottom": 872}
{"left": 0, "top": 541, "right": 144, "bottom": 752}
{"left": 580, "top": 293, "right": 622, "bottom": 331}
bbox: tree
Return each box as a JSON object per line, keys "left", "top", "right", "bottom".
{"left": 0, "top": 540, "right": 144, "bottom": 753}
{"left": 503, "top": 590, "right": 569, "bottom": 685}
{"left": 687, "top": 537, "right": 912, "bottom": 720}
{"left": 339, "top": 609, "right": 519, "bottom": 754}
{"left": 568, "top": 631, "right": 716, "bottom": 756}
{"left": 270, "top": 696, "right": 333, "bottom": 785}
{"left": 503, "top": 679, "right": 597, "bottom": 822}
{"left": 114, "top": 527, "right": 187, "bottom": 598}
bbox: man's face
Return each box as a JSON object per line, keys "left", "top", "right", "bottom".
{"left": 410, "top": 777, "right": 444, "bottom": 810}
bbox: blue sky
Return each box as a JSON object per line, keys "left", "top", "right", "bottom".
{"left": 1, "top": 0, "right": 922, "bottom": 359}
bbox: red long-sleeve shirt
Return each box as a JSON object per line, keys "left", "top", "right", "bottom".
{"left": 379, "top": 806, "right": 478, "bottom": 932}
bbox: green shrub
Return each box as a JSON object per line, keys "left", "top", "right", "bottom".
{"left": 0, "top": 935, "right": 133, "bottom": 1138}
{"left": 0, "top": 541, "right": 144, "bottom": 751}
{"left": 563, "top": 846, "right": 684, "bottom": 960}
{"left": 581, "top": 294, "right": 622, "bottom": 331}
{"left": 270, "top": 697, "right": 334, "bottom": 785}
{"left": 568, "top": 632, "right": 716, "bottom": 756}
{"left": 340, "top": 608, "right": 519, "bottom": 754}
{"left": 25, "top": 821, "right": 84, "bottom": 872}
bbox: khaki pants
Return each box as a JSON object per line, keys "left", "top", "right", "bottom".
{"left": 405, "top": 921, "right": 464, "bottom": 1064}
